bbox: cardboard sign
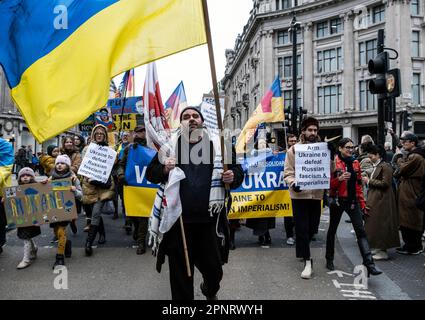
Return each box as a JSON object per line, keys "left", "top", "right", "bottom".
{"left": 3, "top": 179, "right": 78, "bottom": 228}
{"left": 78, "top": 143, "right": 117, "bottom": 183}
{"left": 295, "top": 142, "right": 330, "bottom": 190}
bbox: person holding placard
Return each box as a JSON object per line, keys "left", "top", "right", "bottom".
{"left": 283, "top": 117, "right": 329, "bottom": 279}
{"left": 81, "top": 125, "right": 116, "bottom": 257}
{"left": 15, "top": 168, "right": 41, "bottom": 269}
{"left": 326, "top": 138, "right": 382, "bottom": 277}
{"left": 48, "top": 155, "right": 83, "bottom": 269}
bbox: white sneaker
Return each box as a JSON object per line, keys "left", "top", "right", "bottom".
{"left": 286, "top": 237, "right": 295, "bottom": 246}
{"left": 301, "top": 259, "right": 313, "bottom": 279}
{"left": 17, "top": 260, "right": 31, "bottom": 269}
{"left": 371, "top": 249, "right": 379, "bottom": 255}
{"left": 372, "top": 250, "right": 389, "bottom": 260}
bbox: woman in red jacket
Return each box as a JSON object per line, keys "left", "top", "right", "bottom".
{"left": 325, "top": 138, "right": 382, "bottom": 277}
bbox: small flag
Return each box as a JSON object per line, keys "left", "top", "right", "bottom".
{"left": 165, "top": 81, "right": 188, "bottom": 129}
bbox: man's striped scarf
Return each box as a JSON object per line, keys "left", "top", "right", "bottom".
{"left": 148, "top": 128, "right": 225, "bottom": 255}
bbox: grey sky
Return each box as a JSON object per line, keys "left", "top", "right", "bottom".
{"left": 114, "top": 0, "right": 253, "bottom": 106}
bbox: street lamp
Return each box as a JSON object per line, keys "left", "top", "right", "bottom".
{"left": 290, "top": 15, "right": 301, "bottom": 134}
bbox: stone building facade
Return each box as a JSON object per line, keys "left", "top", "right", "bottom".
{"left": 222, "top": 0, "right": 425, "bottom": 146}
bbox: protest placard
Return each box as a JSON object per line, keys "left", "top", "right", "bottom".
{"left": 295, "top": 142, "right": 330, "bottom": 190}
{"left": 200, "top": 95, "right": 225, "bottom": 131}
{"left": 228, "top": 152, "right": 292, "bottom": 219}
{"left": 3, "top": 179, "right": 78, "bottom": 228}
{"left": 78, "top": 143, "right": 117, "bottom": 183}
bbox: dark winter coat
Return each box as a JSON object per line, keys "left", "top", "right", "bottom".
{"left": 146, "top": 136, "right": 244, "bottom": 268}
{"left": 395, "top": 148, "right": 425, "bottom": 232}
{"left": 364, "top": 161, "right": 400, "bottom": 249}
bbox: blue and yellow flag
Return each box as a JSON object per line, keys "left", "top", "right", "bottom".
{"left": 235, "top": 76, "right": 284, "bottom": 154}
{"left": 0, "top": 0, "right": 206, "bottom": 142}
{"left": 0, "top": 138, "right": 14, "bottom": 197}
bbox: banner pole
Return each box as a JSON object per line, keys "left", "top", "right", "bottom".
{"left": 179, "top": 216, "right": 192, "bottom": 278}
{"left": 201, "top": 0, "right": 228, "bottom": 173}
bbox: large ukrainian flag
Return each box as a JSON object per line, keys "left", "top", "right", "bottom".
{"left": 0, "top": 0, "right": 206, "bottom": 143}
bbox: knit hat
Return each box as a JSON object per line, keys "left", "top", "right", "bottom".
{"left": 47, "top": 145, "right": 57, "bottom": 156}
{"left": 55, "top": 154, "right": 71, "bottom": 167}
{"left": 179, "top": 107, "right": 205, "bottom": 123}
{"left": 301, "top": 117, "right": 319, "bottom": 131}
{"left": 18, "top": 167, "right": 35, "bottom": 180}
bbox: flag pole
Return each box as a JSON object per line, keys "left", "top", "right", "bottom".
{"left": 179, "top": 216, "right": 192, "bottom": 278}
{"left": 201, "top": 0, "right": 228, "bottom": 173}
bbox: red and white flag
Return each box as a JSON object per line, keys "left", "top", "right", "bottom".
{"left": 143, "top": 62, "right": 170, "bottom": 150}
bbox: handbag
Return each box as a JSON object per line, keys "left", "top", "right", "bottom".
{"left": 101, "top": 200, "right": 115, "bottom": 215}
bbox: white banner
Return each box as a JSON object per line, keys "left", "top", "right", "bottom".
{"left": 294, "top": 142, "right": 330, "bottom": 190}
{"left": 78, "top": 143, "right": 117, "bottom": 183}
{"left": 200, "top": 99, "right": 225, "bottom": 131}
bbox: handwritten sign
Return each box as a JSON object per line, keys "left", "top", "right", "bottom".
{"left": 295, "top": 142, "right": 330, "bottom": 190}
{"left": 78, "top": 143, "right": 117, "bottom": 183}
{"left": 3, "top": 179, "right": 78, "bottom": 228}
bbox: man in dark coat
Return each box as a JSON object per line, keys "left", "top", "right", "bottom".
{"left": 146, "top": 107, "right": 244, "bottom": 300}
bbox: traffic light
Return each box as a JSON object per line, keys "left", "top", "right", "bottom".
{"left": 283, "top": 107, "right": 291, "bottom": 131}
{"left": 403, "top": 111, "right": 413, "bottom": 130}
{"left": 368, "top": 52, "right": 389, "bottom": 95}
{"left": 368, "top": 51, "right": 401, "bottom": 98}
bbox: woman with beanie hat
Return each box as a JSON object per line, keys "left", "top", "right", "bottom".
{"left": 15, "top": 167, "right": 41, "bottom": 269}
{"left": 74, "top": 135, "right": 86, "bottom": 154}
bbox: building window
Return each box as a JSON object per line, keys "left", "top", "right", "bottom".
{"left": 330, "top": 18, "right": 342, "bottom": 35}
{"left": 318, "top": 85, "right": 342, "bottom": 114}
{"left": 359, "top": 39, "right": 377, "bottom": 66}
{"left": 412, "top": 31, "right": 420, "bottom": 57}
{"left": 283, "top": 89, "right": 302, "bottom": 109}
{"left": 317, "top": 47, "right": 343, "bottom": 73}
{"left": 372, "top": 5, "right": 385, "bottom": 24}
{"left": 277, "top": 30, "right": 290, "bottom": 45}
{"left": 412, "top": 73, "right": 421, "bottom": 105}
{"left": 360, "top": 80, "right": 377, "bottom": 111}
{"left": 411, "top": 0, "right": 420, "bottom": 15}
{"left": 317, "top": 21, "right": 329, "bottom": 38}
{"left": 279, "top": 55, "right": 302, "bottom": 79}
{"left": 276, "top": 0, "right": 292, "bottom": 10}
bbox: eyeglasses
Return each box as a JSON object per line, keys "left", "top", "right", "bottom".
{"left": 95, "top": 132, "right": 105, "bottom": 136}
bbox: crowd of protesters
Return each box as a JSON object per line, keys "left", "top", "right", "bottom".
{"left": 0, "top": 110, "right": 424, "bottom": 300}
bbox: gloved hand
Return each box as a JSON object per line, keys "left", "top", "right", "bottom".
{"left": 118, "top": 175, "right": 127, "bottom": 186}
{"left": 292, "top": 184, "right": 301, "bottom": 193}
{"left": 327, "top": 141, "right": 336, "bottom": 160}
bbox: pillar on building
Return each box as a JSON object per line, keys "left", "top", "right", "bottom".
{"left": 342, "top": 11, "right": 355, "bottom": 111}
{"left": 303, "top": 22, "right": 314, "bottom": 113}
{"left": 385, "top": 0, "right": 413, "bottom": 106}
{"left": 260, "top": 29, "right": 275, "bottom": 95}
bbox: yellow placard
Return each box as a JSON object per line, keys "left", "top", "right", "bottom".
{"left": 124, "top": 186, "right": 157, "bottom": 217}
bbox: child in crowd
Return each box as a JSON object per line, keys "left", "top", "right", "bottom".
{"left": 48, "top": 155, "right": 83, "bottom": 268}
{"left": 40, "top": 145, "right": 59, "bottom": 177}
{"left": 16, "top": 168, "right": 41, "bottom": 269}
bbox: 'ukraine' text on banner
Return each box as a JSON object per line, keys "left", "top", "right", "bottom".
{"left": 229, "top": 152, "right": 292, "bottom": 219}
{"left": 123, "top": 146, "right": 159, "bottom": 218}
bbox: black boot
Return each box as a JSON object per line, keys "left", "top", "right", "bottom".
{"left": 85, "top": 225, "right": 98, "bottom": 256}
{"left": 264, "top": 231, "right": 271, "bottom": 245}
{"left": 70, "top": 220, "right": 77, "bottom": 234}
{"left": 326, "top": 259, "right": 335, "bottom": 271}
{"left": 136, "top": 218, "right": 148, "bottom": 255}
{"left": 98, "top": 218, "right": 106, "bottom": 245}
{"left": 229, "top": 229, "right": 236, "bottom": 250}
{"left": 358, "top": 237, "right": 382, "bottom": 277}
{"left": 200, "top": 282, "right": 218, "bottom": 300}
{"left": 65, "top": 240, "right": 72, "bottom": 258}
{"left": 52, "top": 254, "right": 65, "bottom": 269}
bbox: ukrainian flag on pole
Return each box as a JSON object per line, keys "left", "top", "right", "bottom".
{"left": 0, "top": 0, "right": 206, "bottom": 143}
{"left": 235, "top": 76, "right": 284, "bottom": 154}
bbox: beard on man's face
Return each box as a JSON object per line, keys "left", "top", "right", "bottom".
{"left": 306, "top": 133, "right": 317, "bottom": 142}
